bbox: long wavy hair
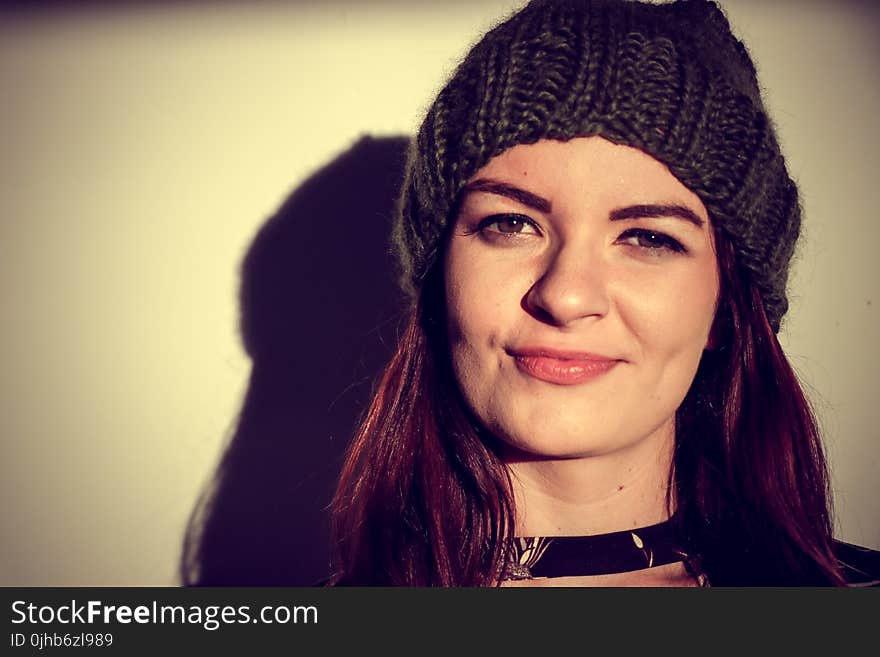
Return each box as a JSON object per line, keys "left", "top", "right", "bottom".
{"left": 329, "top": 221, "right": 846, "bottom": 586}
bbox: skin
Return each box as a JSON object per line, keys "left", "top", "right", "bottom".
{"left": 443, "top": 137, "right": 720, "bottom": 584}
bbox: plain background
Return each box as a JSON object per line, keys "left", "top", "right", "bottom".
{"left": 1, "top": 0, "right": 877, "bottom": 586}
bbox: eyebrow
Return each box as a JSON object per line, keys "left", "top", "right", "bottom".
{"left": 461, "top": 179, "right": 705, "bottom": 228}
{"left": 461, "top": 178, "right": 552, "bottom": 213}
{"left": 610, "top": 204, "right": 705, "bottom": 228}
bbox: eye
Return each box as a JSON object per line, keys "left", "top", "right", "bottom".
{"left": 616, "top": 228, "right": 687, "bottom": 255}
{"left": 477, "top": 213, "right": 541, "bottom": 236}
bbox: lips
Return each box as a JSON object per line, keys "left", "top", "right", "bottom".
{"left": 508, "top": 347, "right": 621, "bottom": 385}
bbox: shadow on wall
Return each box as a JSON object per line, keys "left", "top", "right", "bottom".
{"left": 180, "top": 135, "right": 412, "bottom": 585}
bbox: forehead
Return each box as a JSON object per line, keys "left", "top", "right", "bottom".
{"left": 470, "top": 136, "right": 709, "bottom": 221}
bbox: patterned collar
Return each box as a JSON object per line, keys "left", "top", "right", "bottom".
{"left": 500, "top": 517, "right": 709, "bottom": 586}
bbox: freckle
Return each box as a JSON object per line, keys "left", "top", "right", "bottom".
{"left": 868, "top": 300, "right": 872, "bottom": 306}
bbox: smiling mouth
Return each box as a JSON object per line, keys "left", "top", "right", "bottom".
{"left": 509, "top": 350, "right": 621, "bottom": 385}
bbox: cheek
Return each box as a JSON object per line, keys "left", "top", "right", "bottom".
{"left": 614, "top": 257, "right": 719, "bottom": 353}
{"left": 444, "top": 249, "right": 480, "bottom": 347}
{"left": 444, "top": 241, "right": 527, "bottom": 345}
{"left": 444, "top": 247, "right": 491, "bottom": 414}
{"left": 443, "top": 240, "right": 530, "bottom": 404}
{"left": 445, "top": 282, "right": 488, "bottom": 387}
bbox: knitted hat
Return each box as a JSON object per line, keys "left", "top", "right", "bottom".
{"left": 393, "top": 0, "right": 800, "bottom": 333}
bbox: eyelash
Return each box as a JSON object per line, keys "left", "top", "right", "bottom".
{"left": 616, "top": 228, "right": 687, "bottom": 254}
{"left": 474, "top": 213, "right": 538, "bottom": 236}
{"left": 473, "top": 214, "right": 687, "bottom": 255}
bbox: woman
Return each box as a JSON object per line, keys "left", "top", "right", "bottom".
{"left": 329, "top": 0, "right": 878, "bottom": 586}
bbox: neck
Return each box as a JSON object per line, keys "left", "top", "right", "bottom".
{"left": 504, "top": 419, "right": 676, "bottom": 536}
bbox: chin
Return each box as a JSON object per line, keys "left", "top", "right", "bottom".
{"left": 485, "top": 411, "right": 629, "bottom": 460}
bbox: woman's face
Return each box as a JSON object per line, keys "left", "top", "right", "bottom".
{"left": 443, "top": 136, "right": 720, "bottom": 459}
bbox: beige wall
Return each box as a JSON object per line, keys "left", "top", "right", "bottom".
{"left": 1, "top": 0, "right": 877, "bottom": 585}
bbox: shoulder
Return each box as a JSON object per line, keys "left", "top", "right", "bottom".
{"left": 834, "top": 540, "right": 880, "bottom": 587}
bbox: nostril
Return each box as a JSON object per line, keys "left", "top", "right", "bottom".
{"left": 522, "top": 281, "right": 587, "bottom": 327}
{"left": 521, "top": 291, "right": 558, "bottom": 325}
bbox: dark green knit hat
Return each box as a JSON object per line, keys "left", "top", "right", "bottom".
{"left": 394, "top": 0, "right": 800, "bottom": 333}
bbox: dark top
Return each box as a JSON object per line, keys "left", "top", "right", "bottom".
{"left": 500, "top": 518, "right": 880, "bottom": 587}
{"left": 835, "top": 540, "right": 880, "bottom": 587}
{"left": 325, "top": 521, "right": 880, "bottom": 586}
{"left": 501, "top": 518, "right": 704, "bottom": 583}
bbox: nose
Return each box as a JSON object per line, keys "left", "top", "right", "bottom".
{"left": 523, "top": 243, "right": 610, "bottom": 326}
